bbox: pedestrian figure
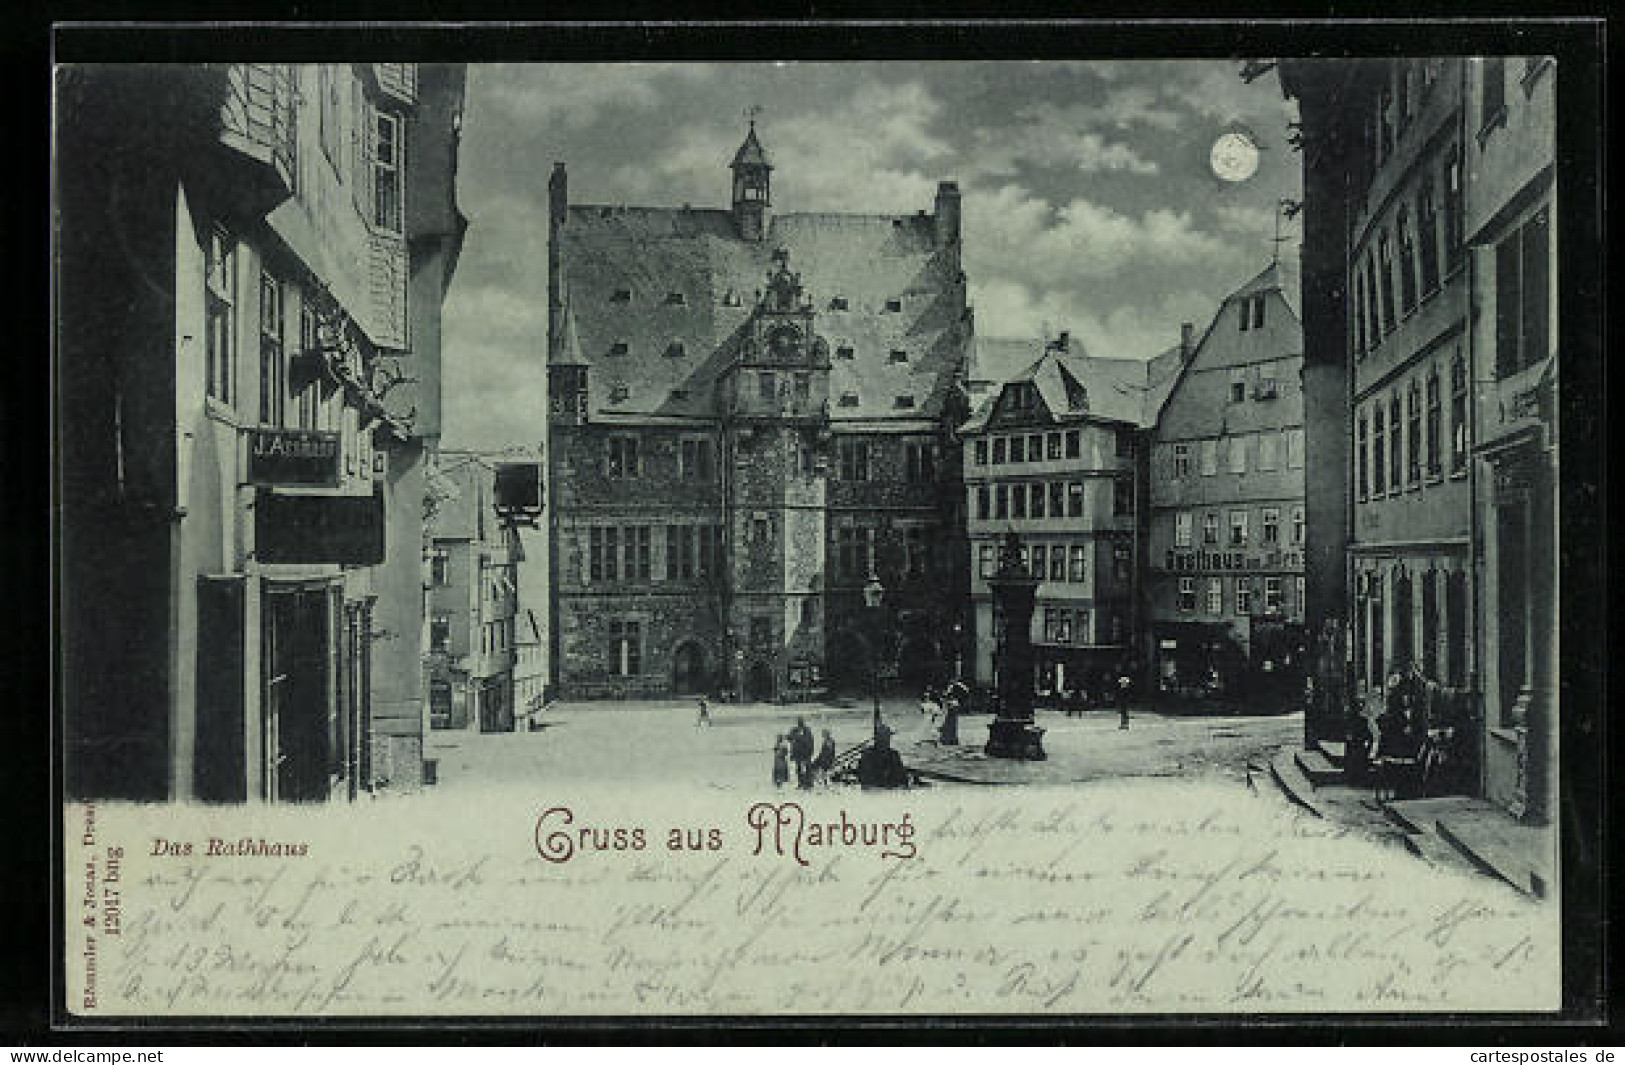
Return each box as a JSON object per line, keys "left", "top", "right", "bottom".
{"left": 696, "top": 695, "right": 711, "bottom": 728}
{"left": 1117, "top": 668, "right": 1132, "bottom": 729}
{"left": 813, "top": 729, "right": 837, "bottom": 787}
{"left": 788, "top": 716, "right": 815, "bottom": 790}
{"left": 772, "top": 735, "right": 790, "bottom": 789}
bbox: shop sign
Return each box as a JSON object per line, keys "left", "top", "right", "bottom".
{"left": 1164, "top": 549, "right": 1303, "bottom": 572}
{"left": 255, "top": 487, "right": 385, "bottom": 565}
{"left": 248, "top": 429, "right": 341, "bottom": 486}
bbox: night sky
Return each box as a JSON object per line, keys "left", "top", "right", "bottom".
{"left": 440, "top": 60, "right": 1301, "bottom": 449}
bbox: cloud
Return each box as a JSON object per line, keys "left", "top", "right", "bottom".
{"left": 972, "top": 279, "right": 1218, "bottom": 362}
{"left": 478, "top": 64, "right": 715, "bottom": 132}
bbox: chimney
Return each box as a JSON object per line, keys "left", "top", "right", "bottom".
{"left": 934, "top": 180, "right": 962, "bottom": 257}
{"left": 548, "top": 162, "right": 568, "bottom": 226}
{"left": 1056, "top": 330, "right": 1070, "bottom": 353}
{"left": 1180, "top": 321, "right": 1194, "bottom": 360}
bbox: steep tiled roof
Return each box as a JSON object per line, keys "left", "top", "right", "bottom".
{"left": 731, "top": 126, "right": 771, "bottom": 169}
{"left": 556, "top": 204, "right": 965, "bottom": 424}
{"left": 959, "top": 344, "right": 1166, "bottom": 433}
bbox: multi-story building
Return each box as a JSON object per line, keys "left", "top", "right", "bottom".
{"left": 425, "top": 454, "right": 522, "bottom": 732}
{"left": 1146, "top": 263, "right": 1307, "bottom": 701}
{"left": 59, "top": 63, "right": 466, "bottom": 800}
{"left": 959, "top": 333, "right": 1174, "bottom": 697}
{"left": 1282, "top": 57, "right": 1557, "bottom": 827}
{"left": 545, "top": 124, "right": 971, "bottom": 702}
{"left": 1463, "top": 56, "right": 1556, "bottom": 822}
{"left": 513, "top": 608, "right": 548, "bottom": 725}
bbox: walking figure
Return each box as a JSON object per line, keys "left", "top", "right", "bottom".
{"left": 772, "top": 735, "right": 790, "bottom": 789}
{"left": 696, "top": 696, "right": 711, "bottom": 728}
{"left": 788, "top": 716, "right": 816, "bottom": 790}
{"left": 813, "top": 729, "right": 837, "bottom": 787}
{"left": 1117, "top": 668, "right": 1132, "bottom": 729}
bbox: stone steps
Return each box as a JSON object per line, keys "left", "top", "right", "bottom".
{"left": 1294, "top": 748, "right": 1343, "bottom": 786}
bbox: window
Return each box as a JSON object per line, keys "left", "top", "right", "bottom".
{"left": 978, "top": 544, "right": 995, "bottom": 579}
{"left": 296, "top": 299, "right": 319, "bottom": 429}
{"left": 664, "top": 341, "right": 686, "bottom": 359}
{"left": 624, "top": 526, "right": 651, "bottom": 581}
{"left": 1029, "top": 545, "right": 1045, "bottom": 579}
{"left": 1444, "top": 148, "right": 1464, "bottom": 272}
{"left": 373, "top": 109, "right": 402, "bottom": 232}
{"left": 608, "top": 620, "right": 641, "bottom": 676}
{"left": 1373, "top": 404, "right": 1387, "bottom": 494}
{"left": 904, "top": 527, "right": 929, "bottom": 576}
{"left": 1296, "top": 577, "right": 1306, "bottom": 615}
{"left": 1425, "top": 372, "right": 1442, "bottom": 476}
{"left": 1043, "top": 608, "right": 1073, "bottom": 644}
{"left": 1069, "top": 545, "right": 1087, "bottom": 583}
{"left": 1397, "top": 206, "right": 1418, "bottom": 313}
{"left": 836, "top": 345, "right": 854, "bottom": 360}
{"left": 1207, "top": 578, "right": 1223, "bottom": 616}
{"left": 974, "top": 439, "right": 988, "bottom": 465}
{"left": 667, "top": 524, "right": 695, "bottom": 580}
{"left": 1202, "top": 512, "right": 1219, "bottom": 546}
{"left": 1354, "top": 272, "right": 1368, "bottom": 357}
{"left": 1028, "top": 434, "right": 1043, "bottom": 461}
{"left": 205, "top": 228, "right": 236, "bottom": 404}
{"left": 838, "top": 392, "right": 859, "bottom": 408}
{"left": 1264, "top": 576, "right": 1283, "bottom": 612}
{"left": 995, "top": 484, "right": 1009, "bottom": 519}
{"left": 1065, "top": 430, "right": 1081, "bottom": 458}
{"left": 1238, "top": 295, "right": 1263, "bottom": 332}
{"left": 1262, "top": 507, "right": 1281, "bottom": 545}
{"left": 1450, "top": 354, "right": 1468, "bottom": 474}
{"left": 992, "top": 438, "right": 1007, "bottom": 464}
{"left": 1365, "top": 254, "right": 1382, "bottom": 348}
{"left": 1292, "top": 506, "right": 1305, "bottom": 545}
{"left": 1112, "top": 478, "right": 1133, "bottom": 517}
{"left": 894, "top": 394, "right": 916, "bottom": 409}
{"left": 838, "top": 438, "right": 869, "bottom": 482}
{"left": 609, "top": 341, "right": 629, "bottom": 356}
{"left": 1112, "top": 543, "right": 1130, "bottom": 583}
{"left": 1011, "top": 482, "right": 1027, "bottom": 519}
{"left": 1030, "top": 482, "right": 1046, "bottom": 519}
{"left": 679, "top": 438, "right": 714, "bottom": 481}
{"left": 1201, "top": 439, "right": 1218, "bottom": 476}
{"left": 975, "top": 485, "right": 990, "bottom": 520}
{"left": 610, "top": 288, "right": 632, "bottom": 303}
{"left": 319, "top": 65, "right": 343, "bottom": 169}
{"left": 1175, "top": 512, "right": 1192, "bottom": 548}
{"left": 598, "top": 527, "right": 621, "bottom": 581}
{"left": 1116, "top": 430, "right": 1133, "bottom": 459}
{"left": 663, "top": 291, "right": 686, "bottom": 306}
{"left": 1048, "top": 482, "right": 1063, "bottom": 517}
{"left": 1495, "top": 208, "right": 1551, "bottom": 379}
{"left": 1357, "top": 415, "right": 1369, "bottom": 500}
{"left": 1481, "top": 57, "right": 1506, "bottom": 125}
{"left": 1418, "top": 180, "right": 1441, "bottom": 295}
{"left": 1388, "top": 394, "right": 1402, "bottom": 491}
{"left": 830, "top": 296, "right": 849, "bottom": 311}
{"left": 1236, "top": 578, "right": 1253, "bottom": 615}
{"left": 1049, "top": 546, "right": 1065, "bottom": 583}
{"left": 607, "top": 436, "right": 640, "bottom": 478}
{"left": 430, "top": 614, "right": 449, "bottom": 653}
{"left": 1229, "top": 510, "right": 1248, "bottom": 547}
{"left": 258, "top": 270, "right": 285, "bottom": 426}
{"left": 1407, "top": 382, "right": 1423, "bottom": 485}
{"left": 836, "top": 527, "right": 875, "bottom": 580}
{"left": 889, "top": 349, "right": 908, "bottom": 364}
{"left": 1287, "top": 428, "right": 1305, "bottom": 469}
{"left": 885, "top": 299, "right": 902, "bottom": 313}
{"left": 1377, "top": 230, "right": 1397, "bottom": 333}
{"left": 1230, "top": 369, "right": 1247, "bottom": 403}
{"left": 758, "top": 372, "right": 777, "bottom": 404}
{"left": 1173, "top": 444, "right": 1191, "bottom": 478}
{"left": 1258, "top": 432, "right": 1278, "bottom": 471}
{"left": 429, "top": 550, "right": 448, "bottom": 586}
{"left": 1228, "top": 436, "right": 1246, "bottom": 475}
{"left": 698, "top": 525, "right": 722, "bottom": 580}
{"left": 1047, "top": 432, "right": 1062, "bottom": 460}
{"left": 1178, "top": 577, "right": 1197, "bottom": 612}
{"left": 609, "top": 383, "right": 630, "bottom": 403}
{"left": 1067, "top": 482, "right": 1083, "bottom": 517}
{"left": 1010, "top": 436, "right": 1025, "bottom": 463}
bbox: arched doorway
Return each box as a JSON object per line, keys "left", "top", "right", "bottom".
{"left": 745, "top": 661, "right": 775, "bottom": 703}
{"left": 672, "top": 640, "right": 708, "bottom": 696}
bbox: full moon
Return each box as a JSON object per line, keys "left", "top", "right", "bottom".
{"left": 1210, "top": 131, "right": 1260, "bottom": 183}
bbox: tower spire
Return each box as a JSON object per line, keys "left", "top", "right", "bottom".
{"left": 730, "top": 113, "right": 773, "bottom": 242}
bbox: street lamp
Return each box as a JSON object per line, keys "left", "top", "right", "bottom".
{"left": 863, "top": 572, "right": 885, "bottom": 739}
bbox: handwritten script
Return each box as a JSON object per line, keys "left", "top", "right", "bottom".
{"left": 65, "top": 782, "right": 1558, "bottom": 1015}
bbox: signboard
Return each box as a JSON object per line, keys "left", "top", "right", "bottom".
{"left": 494, "top": 462, "right": 543, "bottom": 512}
{"left": 247, "top": 429, "right": 341, "bottom": 486}
{"left": 255, "top": 486, "right": 385, "bottom": 565}
{"left": 1164, "top": 548, "right": 1303, "bottom": 572}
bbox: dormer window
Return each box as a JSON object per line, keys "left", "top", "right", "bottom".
{"left": 894, "top": 395, "right": 916, "bottom": 409}
{"left": 609, "top": 383, "right": 630, "bottom": 403}
{"left": 723, "top": 290, "right": 742, "bottom": 307}
{"left": 838, "top": 392, "right": 859, "bottom": 408}
{"left": 670, "top": 388, "right": 690, "bottom": 402}
{"left": 889, "top": 349, "right": 908, "bottom": 363}
{"left": 610, "top": 288, "right": 631, "bottom": 303}
{"left": 885, "top": 299, "right": 902, "bottom": 312}
{"left": 609, "top": 341, "right": 629, "bottom": 356}
{"left": 836, "top": 345, "right": 855, "bottom": 360}
{"left": 664, "top": 292, "right": 686, "bottom": 306}
{"left": 830, "top": 296, "right": 849, "bottom": 311}
{"left": 664, "top": 341, "right": 686, "bottom": 359}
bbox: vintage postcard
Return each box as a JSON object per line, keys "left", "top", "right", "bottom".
{"left": 55, "top": 45, "right": 1575, "bottom": 1023}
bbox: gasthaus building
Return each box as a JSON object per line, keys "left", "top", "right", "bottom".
{"left": 545, "top": 125, "right": 972, "bottom": 702}
{"left": 1145, "top": 262, "right": 1308, "bottom": 706}
{"left": 58, "top": 64, "right": 466, "bottom": 801}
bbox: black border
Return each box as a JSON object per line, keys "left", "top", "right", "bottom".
{"left": 28, "top": 14, "right": 1612, "bottom": 1045}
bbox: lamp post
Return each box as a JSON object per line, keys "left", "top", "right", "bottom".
{"left": 863, "top": 572, "right": 885, "bottom": 739}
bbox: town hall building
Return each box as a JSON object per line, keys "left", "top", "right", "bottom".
{"left": 545, "top": 125, "right": 972, "bottom": 701}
